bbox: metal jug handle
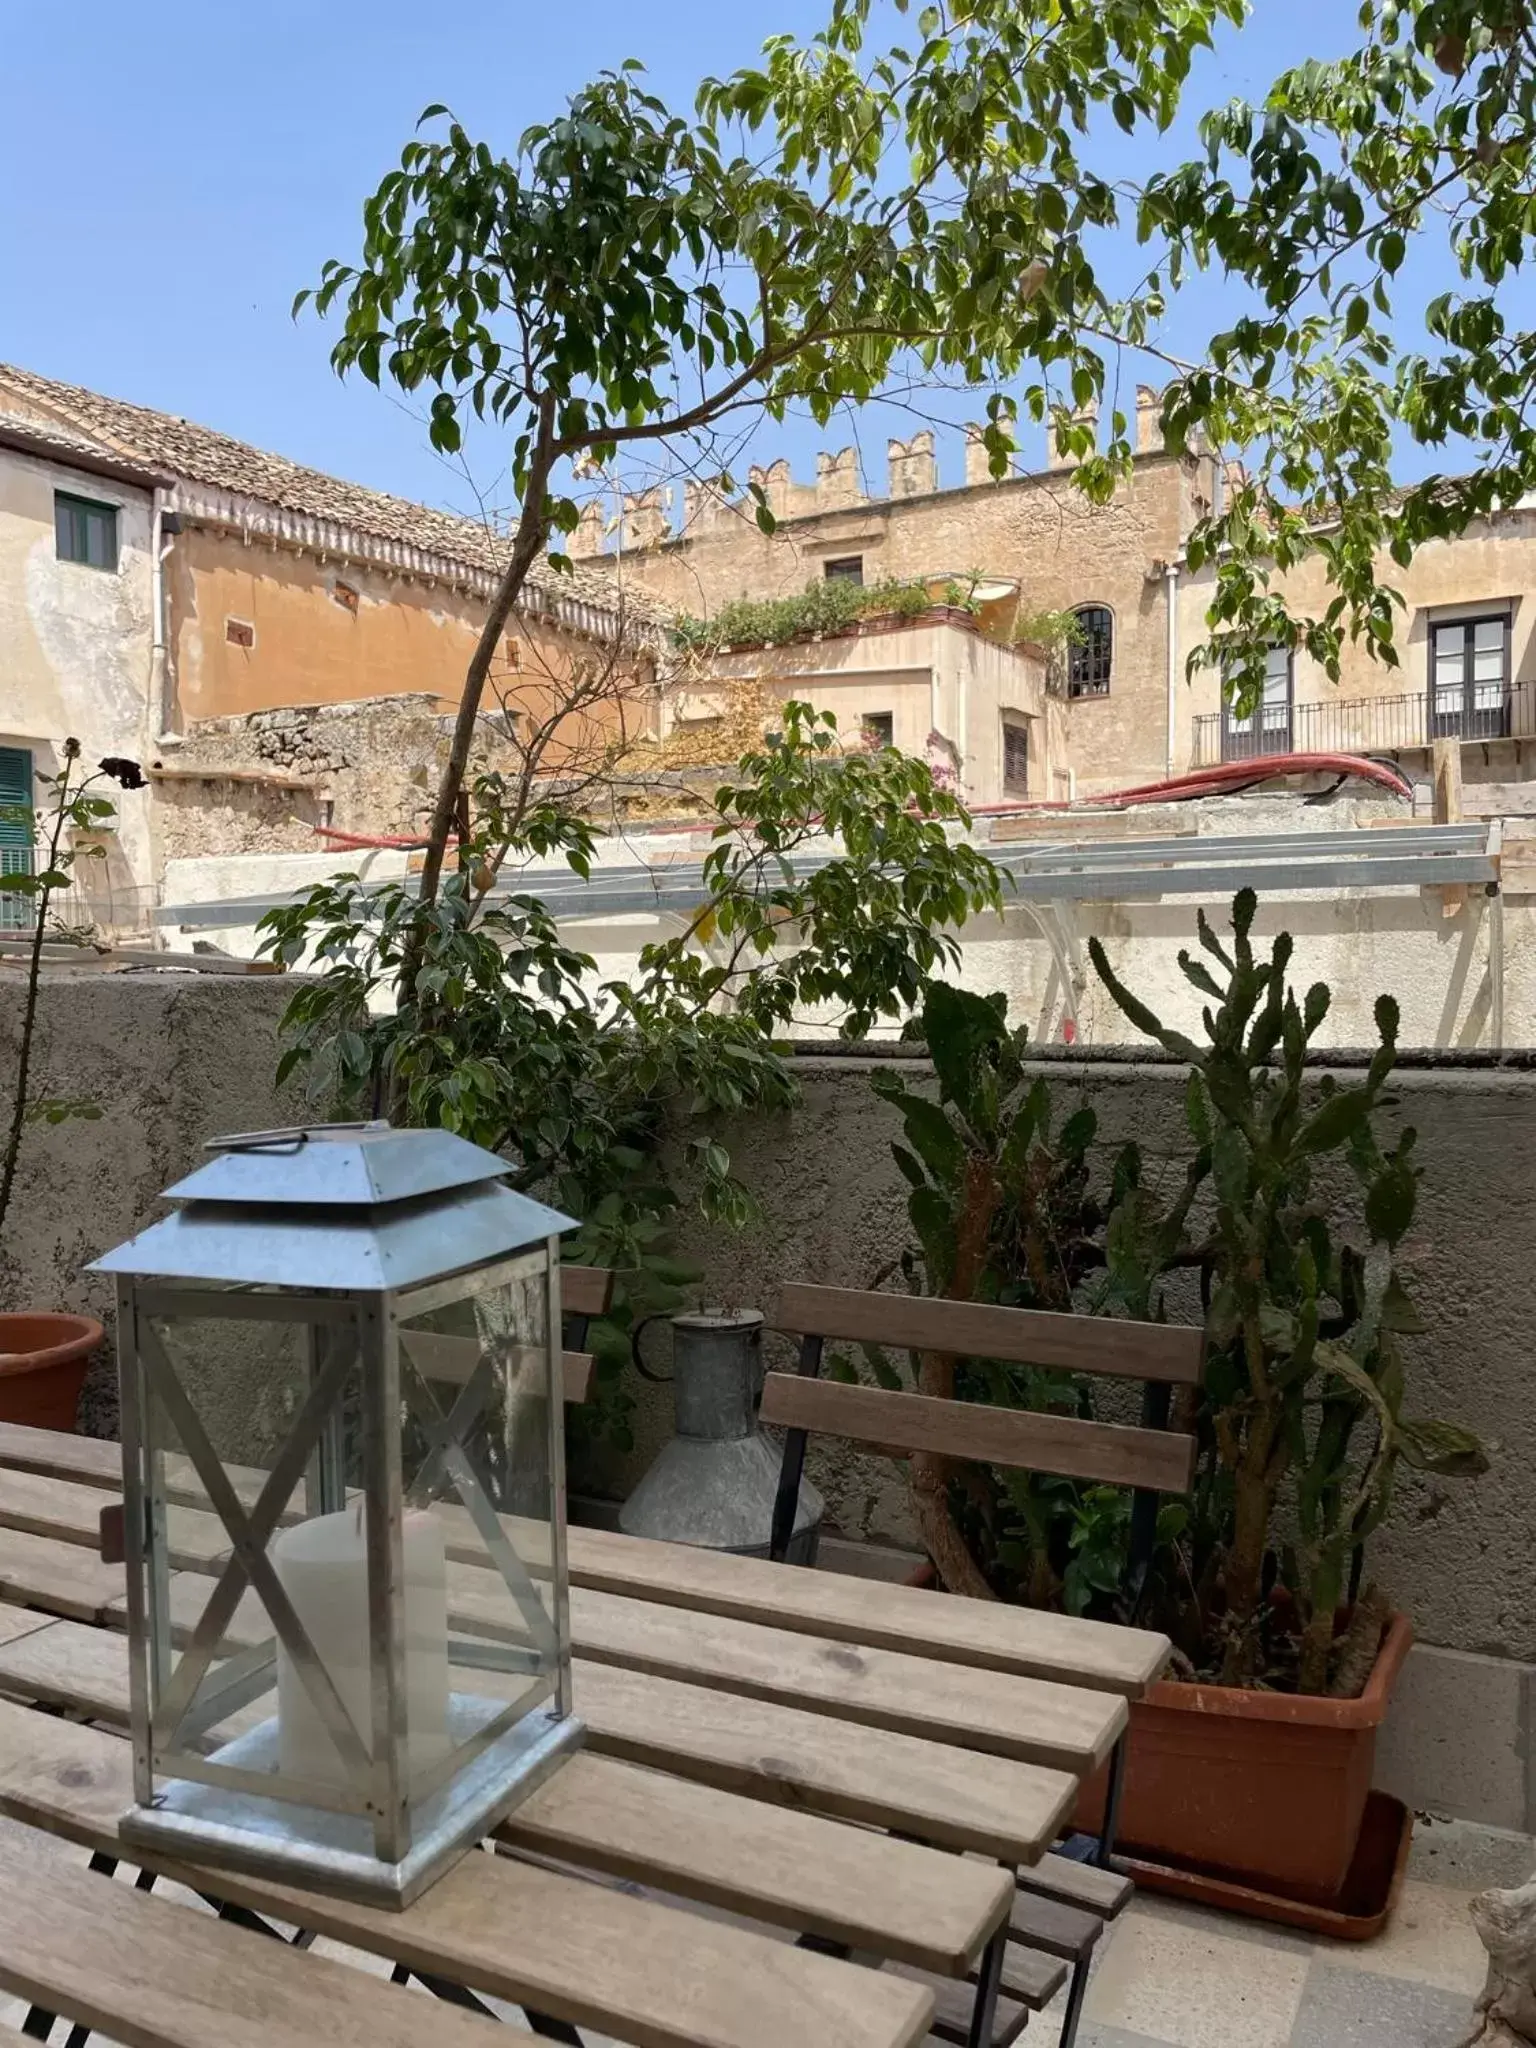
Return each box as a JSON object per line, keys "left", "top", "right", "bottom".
{"left": 629, "top": 1313, "right": 674, "bottom": 1384}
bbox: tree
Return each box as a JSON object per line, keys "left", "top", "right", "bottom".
{"left": 297, "top": 0, "right": 1245, "bottom": 977}
{"left": 1133, "top": 0, "right": 1536, "bottom": 704}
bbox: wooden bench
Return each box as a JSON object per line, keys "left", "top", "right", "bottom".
{"left": 763, "top": 1281, "right": 1203, "bottom": 2048}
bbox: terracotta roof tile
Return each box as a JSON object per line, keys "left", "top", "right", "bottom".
{"left": 0, "top": 363, "right": 670, "bottom": 630}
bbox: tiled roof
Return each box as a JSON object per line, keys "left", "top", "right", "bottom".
{"left": 0, "top": 408, "right": 170, "bottom": 489}
{"left": 0, "top": 363, "right": 671, "bottom": 634}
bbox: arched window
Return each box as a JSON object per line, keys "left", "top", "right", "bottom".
{"left": 1068, "top": 605, "right": 1113, "bottom": 698}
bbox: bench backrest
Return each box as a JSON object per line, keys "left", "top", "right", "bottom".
{"left": 763, "top": 1282, "right": 1204, "bottom": 1584}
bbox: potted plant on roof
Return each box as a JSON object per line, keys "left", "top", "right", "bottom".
{"left": 0, "top": 740, "right": 144, "bottom": 1429}
{"left": 1076, "top": 889, "right": 1488, "bottom": 1904}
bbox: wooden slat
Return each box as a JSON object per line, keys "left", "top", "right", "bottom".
{"left": 775, "top": 1283, "right": 1203, "bottom": 1385}
{"left": 560, "top": 1524, "right": 1170, "bottom": 1697}
{"left": 1014, "top": 1851, "right": 1132, "bottom": 1919}
{"left": 896, "top": 1966, "right": 1029, "bottom": 2048}
{"left": 500, "top": 1749, "right": 1011, "bottom": 1972}
{"left": 551, "top": 1585, "right": 1127, "bottom": 1774}
{"left": 398, "top": 1329, "right": 595, "bottom": 1405}
{"left": 0, "top": 1840, "right": 522, "bottom": 2048}
{"left": 760, "top": 1374, "right": 1197, "bottom": 1494}
{"left": 0, "top": 1617, "right": 1012, "bottom": 1970}
{"left": 0, "top": 1701, "right": 934, "bottom": 2048}
{"left": 988, "top": 1948, "right": 1068, "bottom": 2010}
{"left": 0, "top": 1524, "right": 125, "bottom": 1623}
{"left": 0, "top": 1605, "right": 53, "bottom": 1652}
{"left": 0, "top": 1467, "right": 231, "bottom": 1572}
{"left": 0, "top": 1449, "right": 1170, "bottom": 1700}
{"left": 0, "top": 1614, "right": 1079, "bottom": 1868}
{"left": 562, "top": 1263, "right": 614, "bottom": 1318}
{"left": 1006, "top": 1891, "right": 1102, "bottom": 1961}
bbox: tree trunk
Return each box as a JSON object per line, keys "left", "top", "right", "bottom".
{"left": 1218, "top": 1407, "right": 1281, "bottom": 1687}
{"left": 911, "top": 1153, "right": 1001, "bottom": 1599}
{"left": 395, "top": 395, "right": 559, "bottom": 1031}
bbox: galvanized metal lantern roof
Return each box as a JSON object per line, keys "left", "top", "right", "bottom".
{"left": 90, "top": 1122, "right": 576, "bottom": 1292}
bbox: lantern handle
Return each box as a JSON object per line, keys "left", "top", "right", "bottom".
{"left": 205, "top": 1119, "right": 389, "bottom": 1154}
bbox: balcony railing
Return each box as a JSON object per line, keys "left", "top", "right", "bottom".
{"left": 1191, "top": 680, "right": 1536, "bottom": 767}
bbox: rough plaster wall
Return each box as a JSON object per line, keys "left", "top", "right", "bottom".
{"left": 653, "top": 1055, "right": 1536, "bottom": 1671}
{"left": 0, "top": 975, "right": 304, "bottom": 1449}
{"left": 0, "top": 446, "right": 157, "bottom": 900}
{"left": 3, "top": 978, "right": 1532, "bottom": 1669}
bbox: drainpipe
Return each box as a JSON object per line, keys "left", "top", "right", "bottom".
{"left": 1164, "top": 559, "right": 1180, "bottom": 778}
{"left": 957, "top": 661, "right": 969, "bottom": 797}
{"left": 151, "top": 494, "right": 182, "bottom": 740}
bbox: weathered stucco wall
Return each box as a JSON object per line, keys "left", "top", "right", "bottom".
{"left": 592, "top": 432, "right": 1213, "bottom": 797}
{"left": 0, "top": 443, "right": 158, "bottom": 909}
{"left": 700, "top": 612, "right": 1053, "bottom": 804}
{"left": 1177, "top": 507, "right": 1536, "bottom": 767}
{"left": 4, "top": 976, "right": 1534, "bottom": 1823}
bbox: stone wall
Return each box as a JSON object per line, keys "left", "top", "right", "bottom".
{"left": 579, "top": 425, "right": 1216, "bottom": 796}
{"left": 4, "top": 974, "right": 1535, "bottom": 1825}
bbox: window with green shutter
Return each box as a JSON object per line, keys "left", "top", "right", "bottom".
{"left": 0, "top": 746, "right": 36, "bottom": 933}
{"left": 55, "top": 492, "right": 119, "bottom": 571}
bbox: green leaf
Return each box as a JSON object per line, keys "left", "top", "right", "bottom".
{"left": 1397, "top": 1417, "right": 1489, "bottom": 1479}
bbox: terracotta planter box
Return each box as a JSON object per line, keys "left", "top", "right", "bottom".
{"left": 1076, "top": 1611, "right": 1414, "bottom": 1901}
{"left": 0, "top": 1313, "right": 103, "bottom": 1433}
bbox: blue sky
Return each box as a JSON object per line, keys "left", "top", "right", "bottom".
{"left": 1, "top": 2, "right": 1379, "bottom": 523}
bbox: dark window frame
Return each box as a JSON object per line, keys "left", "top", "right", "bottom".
{"left": 1067, "top": 605, "right": 1113, "bottom": 698}
{"left": 1221, "top": 645, "right": 1294, "bottom": 761}
{"left": 55, "top": 491, "right": 120, "bottom": 572}
{"left": 1002, "top": 717, "right": 1030, "bottom": 795}
{"left": 1427, "top": 612, "right": 1512, "bottom": 741}
{"left": 824, "top": 556, "right": 864, "bottom": 585}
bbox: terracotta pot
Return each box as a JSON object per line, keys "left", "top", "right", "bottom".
{"left": 0, "top": 1313, "right": 104, "bottom": 1432}
{"left": 1075, "top": 1611, "right": 1414, "bottom": 1901}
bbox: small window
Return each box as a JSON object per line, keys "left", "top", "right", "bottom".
{"left": 331, "top": 580, "right": 360, "bottom": 614}
{"left": 1068, "top": 606, "right": 1113, "bottom": 697}
{"left": 1222, "top": 645, "right": 1293, "bottom": 760}
{"left": 861, "top": 711, "right": 894, "bottom": 750}
{"left": 824, "top": 556, "right": 864, "bottom": 585}
{"left": 55, "top": 492, "right": 119, "bottom": 571}
{"left": 1429, "top": 614, "right": 1511, "bottom": 739}
{"left": 1003, "top": 719, "right": 1029, "bottom": 794}
{"left": 225, "top": 618, "right": 255, "bottom": 649}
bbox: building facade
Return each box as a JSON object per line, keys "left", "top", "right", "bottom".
{"left": 0, "top": 364, "right": 664, "bottom": 886}
{"left": 1178, "top": 504, "right": 1536, "bottom": 806}
{"left": 574, "top": 400, "right": 1218, "bottom": 799}
{"left": 0, "top": 412, "right": 164, "bottom": 929}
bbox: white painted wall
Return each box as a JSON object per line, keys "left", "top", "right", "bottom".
{"left": 0, "top": 444, "right": 157, "bottom": 920}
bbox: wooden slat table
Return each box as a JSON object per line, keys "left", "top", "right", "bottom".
{"left": 0, "top": 1426, "right": 1170, "bottom": 2048}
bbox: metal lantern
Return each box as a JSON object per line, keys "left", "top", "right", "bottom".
{"left": 89, "top": 1121, "right": 582, "bottom": 1908}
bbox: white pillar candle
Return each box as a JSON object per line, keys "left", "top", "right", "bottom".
{"left": 271, "top": 1503, "right": 450, "bottom": 1794}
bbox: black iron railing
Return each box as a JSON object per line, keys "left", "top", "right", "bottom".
{"left": 1191, "top": 681, "right": 1536, "bottom": 767}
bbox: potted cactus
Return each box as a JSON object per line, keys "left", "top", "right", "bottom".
{"left": 1075, "top": 890, "right": 1486, "bottom": 1898}
{"left": 861, "top": 893, "right": 1485, "bottom": 1903}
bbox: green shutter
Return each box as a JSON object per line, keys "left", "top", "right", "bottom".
{"left": 0, "top": 746, "right": 35, "bottom": 932}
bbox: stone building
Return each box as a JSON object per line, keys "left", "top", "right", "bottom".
{"left": 574, "top": 396, "right": 1217, "bottom": 798}
{"left": 1178, "top": 502, "right": 1536, "bottom": 810}
{"left": 0, "top": 364, "right": 666, "bottom": 881}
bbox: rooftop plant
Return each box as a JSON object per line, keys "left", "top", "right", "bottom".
{"left": 672, "top": 575, "right": 971, "bottom": 656}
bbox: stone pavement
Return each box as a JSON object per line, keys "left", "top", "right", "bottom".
{"left": 1023, "top": 1816, "right": 1536, "bottom": 2048}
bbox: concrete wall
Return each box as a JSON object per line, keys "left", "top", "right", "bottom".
{"left": 0, "top": 443, "right": 158, "bottom": 911}
{"left": 4, "top": 974, "right": 1534, "bottom": 1825}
